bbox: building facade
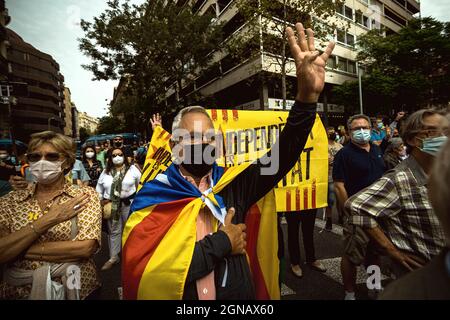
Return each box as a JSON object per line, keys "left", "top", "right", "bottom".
{"left": 63, "top": 87, "right": 75, "bottom": 137}
{"left": 168, "top": 0, "right": 420, "bottom": 123}
{"left": 6, "top": 28, "right": 66, "bottom": 142}
{"left": 78, "top": 111, "right": 99, "bottom": 134}
{"left": 72, "top": 104, "right": 79, "bottom": 139}
{"left": 0, "top": 0, "right": 10, "bottom": 139}
{"left": 0, "top": 0, "right": 10, "bottom": 80}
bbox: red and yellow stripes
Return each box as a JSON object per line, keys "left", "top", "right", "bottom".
{"left": 122, "top": 198, "right": 195, "bottom": 300}
{"left": 245, "top": 190, "right": 280, "bottom": 300}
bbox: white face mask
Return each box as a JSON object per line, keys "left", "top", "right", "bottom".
{"left": 112, "top": 156, "right": 124, "bottom": 165}
{"left": 30, "top": 159, "right": 64, "bottom": 184}
{"left": 85, "top": 152, "right": 95, "bottom": 159}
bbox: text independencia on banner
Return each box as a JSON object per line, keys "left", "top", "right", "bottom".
{"left": 139, "top": 109, "right": 329, "bottom": 211}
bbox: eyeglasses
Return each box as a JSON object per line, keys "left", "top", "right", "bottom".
{"left": 416, "top": 128, "right": 449, "bottom": 138}
{"left": 112, "top": 154, "right": 123, "bottom": 158}
{"left": 351, "top": 126, "right": 371, "bottom": 131}
{"left": 26, "top": 152, "right": 62, "bottom": 163}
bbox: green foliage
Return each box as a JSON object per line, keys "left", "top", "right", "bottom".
{"left": 334, "top": 17, "right": 450, "bottom": 115}
{"left": 96, "top": 115, "right": 123, "bottom": 135}
{"left": 79, "top": 127, "right": 92, "bottom": 142}
{"left": 230, "top": 0, "right": 344, "bottom": 106}
{"left": 79, "top": 0, "right": 225, "bottom": 127}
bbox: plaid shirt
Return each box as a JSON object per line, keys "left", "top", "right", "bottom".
{"left": 346, "top": 156, "right": 445, "bottom": 262}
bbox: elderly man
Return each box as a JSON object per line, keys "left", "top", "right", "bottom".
{"left": 122, "top": 23, "right": 336, "bottom": 300}
{"left": 346, "top": 109, "right": 448, "bottom": 284}
{"left": 380, "top": 135, "right": 450, "bottom": 299}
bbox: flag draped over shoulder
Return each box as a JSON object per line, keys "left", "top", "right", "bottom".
{"left": 122, "top": 125, "right": 280, "bottom": 300}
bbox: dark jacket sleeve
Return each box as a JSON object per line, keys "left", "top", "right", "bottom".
{"left": 184, "top": 230, "right": 231, "bottom": 284}
{"left": 221, "top": 101, "right": 317, "bottom": 215}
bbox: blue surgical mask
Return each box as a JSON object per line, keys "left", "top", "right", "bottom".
{"left": 377, "top": 122, "right": 384, "bottom": 130}
{"left": 352, "top": 129, "right": 371, "bottom": 145}
{"left": 419, "top": 135, "right": 448, "bottom": 156}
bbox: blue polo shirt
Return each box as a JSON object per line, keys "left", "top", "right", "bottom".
{"left": 371, "top": 129, "right": 386, "bottom": 142}
{"left": 332, "top": 142, "right": 386, "bottom": 197}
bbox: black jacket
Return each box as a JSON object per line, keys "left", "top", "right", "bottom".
{"left": 182, "top": 101, "right": 317, "bottom": 300}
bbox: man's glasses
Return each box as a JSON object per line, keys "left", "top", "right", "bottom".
{"left": 26, "top": 152, "right": 61, "bottom": 163}
{"left": 350, "top": 126, "right": 371, "bottom": 131}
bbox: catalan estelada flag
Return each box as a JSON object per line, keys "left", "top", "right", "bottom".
{"left": 122, "top": 126, "right": 280, "bottom": 300}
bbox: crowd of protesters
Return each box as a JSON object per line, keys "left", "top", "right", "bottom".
{"left": 0, "top": 22, "right": 449, "bottom": 301}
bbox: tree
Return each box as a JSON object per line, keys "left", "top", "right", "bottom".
{"left": 79, "top": 127, "right": 92, "bottom": 143}
{"left": 334, "top": 17, "right": 450, "bottom": 114}
{"left": 79, "top": 0, "right": 224, "bottom": 120}
{"left": 231, "top": 0, "right": 345, "bottom": 108}
{"left": 96, "top": 115, "right": 123, "bottom": 135}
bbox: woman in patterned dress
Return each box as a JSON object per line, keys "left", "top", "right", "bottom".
{"left": 0, "top": 131, "right": 102, "bottom": 300}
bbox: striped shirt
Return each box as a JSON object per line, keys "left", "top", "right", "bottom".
{"left": 346, "top": 155, "right": 445, "bottom": 262}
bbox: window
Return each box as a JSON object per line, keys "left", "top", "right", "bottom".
{"left": 355, "top": 10, "right": 370, "bottom": 28}
{"left": 222, "top": 13, "right": 245, "bottom": 39}
{"left": 346, "top": 33, "right": 355, "bottom": 47}
{"left": 348, "top": 61, "right": 356, "bottom": 74}
{"left": 363, "top": 16, "right": 370, "bottom": 28}
{"left": 326, "top": 55, "right": 336, "bottom": 69}
{"left": 384, "top": 7, "right": 407, "bottom": 26}
{"left": 337, "top": 57, "right": 347, "bottom": 72}
{"left": 218, "top": 0, "right": 232, "bottom": 13}
{"left": 344, "top": 6, "right": 353, "bottom": 19}
{"left": 335, "top": 57, "right": 357, "bottom": 75}
{"left": 336, "top": 30, "right": 355, "bottom": 47}
{"left": 355, "top": 11, "right": 362, "bottom": 24}
{"left": 337, "top": 29, "right": 346, "bottom": 43}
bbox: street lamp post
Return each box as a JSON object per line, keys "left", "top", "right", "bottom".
{"left": 357, "top": 62, "right": 364, "bottom": 114}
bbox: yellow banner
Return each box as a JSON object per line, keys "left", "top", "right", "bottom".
{"left": 139, "top": 110, "right": 329, "bottom": 211}
{"left": 206, "top": 109, "right": 328, "bottom": 212}
{"left": 138, "top": 126, "right": 173, "bottom": 190}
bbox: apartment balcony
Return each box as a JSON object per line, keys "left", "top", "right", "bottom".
{"left": 28, "top": 86, "right": 60, "bottom": 101}
{"left": 17, "top": 97, "right": 61, "bottom": 112}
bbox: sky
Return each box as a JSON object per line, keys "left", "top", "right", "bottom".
{"left": 6, "top": 0, "right": 450, "bottom": 119}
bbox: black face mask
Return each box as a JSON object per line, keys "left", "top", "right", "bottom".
{"left": 328, "top": 133, "right": 337, "bottom": 141}
{"left": 181, "top": 143, "right": 216, "bottom": 177}
{"left": 114, "top": 141, "right": 123, "bottom": 148}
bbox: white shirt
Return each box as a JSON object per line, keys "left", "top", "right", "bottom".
{"left": 96, "top": 165, "right": 141, "bottom": 200}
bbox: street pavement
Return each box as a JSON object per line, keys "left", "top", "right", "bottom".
{"left": 93, "top": 207, "right": 393, "bottom": 300}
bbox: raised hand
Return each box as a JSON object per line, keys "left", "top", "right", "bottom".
{"left": 150, "top": 113, "right": 162, "bottom": 130}
{"left": 286, "top": 23, "right": 335, "bottom": 103}
{"left": 395, "top": 112, "right": 406, "bottom": 122}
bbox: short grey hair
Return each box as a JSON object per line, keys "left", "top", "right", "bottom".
{"left": 171, "top": 106, "right": 212, "bottom": 141}
{"left": 389, "top": 137, "right": 404, "bottom": 149}
{"left": 347, "top": 114, "right": 371, "bottom": 131}
{"left": 400, "top": 109, "right": 444, "bottom": 151}
{"left": 429, "top": 138, "right": 450, "bottom": 246}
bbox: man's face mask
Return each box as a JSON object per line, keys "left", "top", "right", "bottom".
{"left": 352, "top": 129, "right": 371, "bottom": 145}
{"left": 418, "top": 135, "right": 448, "bottom": 156}
{"left": 113, "top": 139, "right": 123, "bottom": 147}
{"left": 181, "top": 143, "right": 216, "bottom": 177}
